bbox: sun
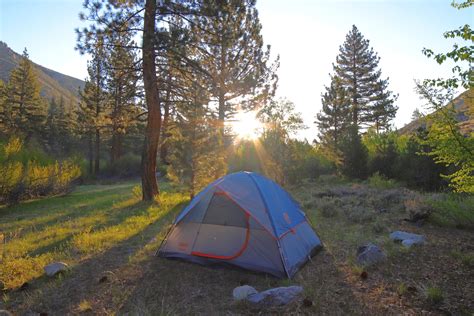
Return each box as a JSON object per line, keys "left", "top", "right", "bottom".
{"left": 230, "top": 110, "right": 262, "bottom": 141}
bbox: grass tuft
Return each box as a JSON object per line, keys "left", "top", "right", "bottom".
{"left": 424, "top": 286, "right": 444, "bottom": 304}
{"left": 428, "top": 194, "right": 474, "bottom": 229}
{"left": 77, "top": 299, "right": 92, "bottom": 312}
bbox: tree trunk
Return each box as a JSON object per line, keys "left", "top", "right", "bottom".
{"left": 159, "top": 77, "right": 172, "bottom": 165}
{"left": 94, "top": 128, "right": 100, "bottom": 175}
{"left": 141, "top": 0, "right": 161, "bottom": 201}
{"left": 88, "top": 131, "right": 93, "bottom": 175}
{"left": 111, "top": 132, "right": 118, "bottom": 164}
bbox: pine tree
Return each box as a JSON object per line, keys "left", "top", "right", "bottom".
{"left": 45, "top": 96, "right": 74, "bottom": 156}
{"left": 79, "top": 38, "right": 109, "bottom": 176}
{"left": 340, "top": 125, "right": 368, "bottom": 179}
{"left": 0, "top": 79, "right": 7, "bottom": 136}
{"left": 368, "top": 79, "right": 398, "bottom": 132}
{"left": 167, "top": 82, "right": 225, "bottom": 198}
{"left": 1, "top": 49, "right": 46, "bottom": 140}
{"left": 106, "top": 33, "right": 140, "bottom": 164}
{"left": 316, "top": 76, "right": 352, "bottom": 165}
{"left": 333, "top": 25, "right": 397, "bottom": 130}
{"left": 190, "top": 0, "right": 278, "bottom": 138}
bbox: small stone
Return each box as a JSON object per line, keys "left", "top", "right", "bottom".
{"left": 247, "top": 286, "right": 303, "bottom": 306}
{"left": 44, "top": 262, "right": 69, "bottom": 277}
{"left": 233, "top": 285, "right": 258, "bottom": 301}
{"left": 303, "top": 297, "right": 313, "bottom": 307}
{"left": 356, "top": 243, "right": 386, "bottom": 266}
{"left": 389, "top": 231, "right": 425, "bottom": 247}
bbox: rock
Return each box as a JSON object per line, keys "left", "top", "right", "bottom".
{"left": 44, "top": 262, "right": 68, "bottom": 277}
{"left": 232, "top": 285, "right": 258, "bottom": 301}
{"left": 390, "top": 231, "right": 425, "bottom": 248}
{"left": 302, "top": 297, "right": 313, "bottom": 307}
{"left": 356, "top": 243, "right": 386, "bottom": 266}
{"left": 247, "top": 286, "right": 303, "bottom": 306}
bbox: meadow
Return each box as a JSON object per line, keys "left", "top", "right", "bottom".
{"left": 0, "top": 179, "right": 473, "bottom": 315}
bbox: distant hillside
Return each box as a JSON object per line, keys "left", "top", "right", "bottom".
{"left": 0, "top": 41, "right": 85, "bottom": 106}
{"left": 398, "top": 88, "right": 473, "bottom": 135}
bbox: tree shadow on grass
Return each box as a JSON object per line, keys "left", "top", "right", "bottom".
{"left": 7, "top": 200, "right": 186, "bottom": 315}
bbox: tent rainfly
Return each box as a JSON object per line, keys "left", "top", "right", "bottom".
{"left": 158, "top": 171, "right": 322, "bottom": 278}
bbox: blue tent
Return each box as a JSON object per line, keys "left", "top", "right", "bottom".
{"left": 158, "top": 171, "right": 322, "bottom": 278}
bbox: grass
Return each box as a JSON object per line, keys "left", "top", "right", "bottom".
{"left": 424, "top": 286, "right": 444, "bottom": 304}
{"left": 428, "top": 194, "right": 474, "bottom": 229}
{"left": 367, "top": 172, "right": 399, "bottom": 189}
{"left": 0, "top": 180, "right": 188, "bottom": 290}
{"left": 450, "top": 250, "right": 474, "bottom": 267}
{"left": 0, "top": 177, "right": 473, "bottom": 315}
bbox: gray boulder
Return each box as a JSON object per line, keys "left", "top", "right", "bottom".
{"left": 390, "top": 231, "right": 425, "bottom": 248}
{"left": 233, "top": 285, "right": 258, "bottom": 301}
{"left": 44, "top": 262, "right": 69, "bottom": 277}
{"left": 247, "top": 286, "right": 303, "bottom": 306}
{"left": 356, "top": 243, "right": 386, "bottom": 266}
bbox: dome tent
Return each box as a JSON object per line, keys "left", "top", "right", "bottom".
{"left": 158, "top": 171, "right": 322, "bottom": 278}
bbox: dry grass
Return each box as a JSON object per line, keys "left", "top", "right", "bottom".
{"left": 0, "top": 178, "right": 473, "bottom": 315}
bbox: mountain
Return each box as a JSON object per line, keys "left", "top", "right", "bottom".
{"left": 398, "top": 88, "right": 473, "bottom": 135}
{"left": 0, "top": 41, "right": 85, "bottom": 106}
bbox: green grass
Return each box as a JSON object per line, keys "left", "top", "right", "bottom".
{"left": 450, "top": 250, "right": 474, "bottom": 267}
{"left": 424, "top": 286, "right": 444, "bottom": 304}
{"left": 0, "top": 181, "right": 188, "bottom": 289}
{"left": 428, "top": 194, "right": 474, "bottom": 229}
{"left": 367, "top": 172, "right": 399, "bottom": 189}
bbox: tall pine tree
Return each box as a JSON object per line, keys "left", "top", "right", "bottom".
{"left": 79, "top": 38, "right": 109, "bottom": 176}
{"left": 190, "top": 0, "right": 278, "bottom": 138}
{"left": 333, "top": 25, "right": 397, "bottom": 131}
{"left": 0, "top": 49, "right": 46, "bottom": 141}
{"left": 316, "top": 76, "right": 352, "bottom": 165}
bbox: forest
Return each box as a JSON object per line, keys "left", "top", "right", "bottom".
{"left": 0, "top": 0, "right": 473, "bottom": 315}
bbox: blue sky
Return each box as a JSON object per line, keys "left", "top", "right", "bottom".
{"left": 1, "top": 0, "right": 472, "bottom": 140}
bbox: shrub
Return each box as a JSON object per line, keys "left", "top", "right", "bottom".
{"left": 367, "top": 172, "right": 398, "bottom": 189}
{"left": 0, "top": 137, "right": 81, "bottom": 204}
{"left": 317, "top": 197, "right": 338, "bottom": 218}
{"left": 404, "top": 196, "right": 432, "bottom": 222}
{"left": 104, "top": 153, "right": 141, "bottom": 178}
{"left": 428, "top": 194, "right": 474, "bottom": 229}
{"left": 345, "top": 206, "right": 375, "bottom": 223}
{"left": 132, "top": 185, "right": 142, "bottom": 200}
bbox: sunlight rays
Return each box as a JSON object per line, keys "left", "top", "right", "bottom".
{"left": 229, "top": 110, "right": 262, "bottom": 141}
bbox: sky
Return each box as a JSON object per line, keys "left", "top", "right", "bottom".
{"left": 0, "top": 0, "right": 472, "bottom": 141}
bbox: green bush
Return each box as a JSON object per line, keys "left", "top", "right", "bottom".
{"left": 104, "top": 153, "right": 141, "bottom": 178}
{"left": 0, "top": 137, "right": 81, "bottom": 204}
{"left": 367, "top": 172, "right": 398, "bottom": 189}
{"left": 428, "top": 194, "right": 474, "bottom": 229}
